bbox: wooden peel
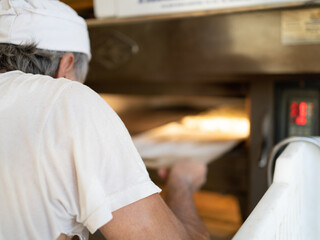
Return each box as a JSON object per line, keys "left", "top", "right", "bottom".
{"left": 133, "top": 107, "right": 249, "bottom": 169}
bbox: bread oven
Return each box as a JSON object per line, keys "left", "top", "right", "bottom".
{"left": 85, "top": 5, "right": 320, "bottom": 222}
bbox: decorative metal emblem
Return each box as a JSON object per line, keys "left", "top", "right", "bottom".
{"left": 93, "top": 30, "right": 139, "bottom": 70}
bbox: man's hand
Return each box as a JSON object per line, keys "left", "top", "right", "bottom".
{"left": 167, "top": 161, "right": 207, "bottom": 193}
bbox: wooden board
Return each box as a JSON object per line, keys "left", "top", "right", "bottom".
{"left": 132, "top": 106, "right": 248, "bottom": 168}
{"left": 133, "top": 134, "right": 241, "bottom": 169}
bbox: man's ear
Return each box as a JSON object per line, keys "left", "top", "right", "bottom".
{"left": 55, "top": 53, "right": 76, "bottom": 80}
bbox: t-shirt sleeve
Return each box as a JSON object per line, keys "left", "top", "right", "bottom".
{"left": 43, "top": 81, "right": 161, "bottom": 234}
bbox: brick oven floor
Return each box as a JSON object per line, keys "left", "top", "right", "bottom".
{"left": 194, "top": 191, "right": 242, "bottom": 240}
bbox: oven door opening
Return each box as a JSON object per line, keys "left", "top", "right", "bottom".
{"left": 99, "top": 93, "right": 249, "bottom": 239}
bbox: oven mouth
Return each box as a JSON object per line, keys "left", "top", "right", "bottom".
{"left": 100, "top": 93, "right": 249, "bottom": 169}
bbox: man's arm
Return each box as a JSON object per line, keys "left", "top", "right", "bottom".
{"left": 163, "top": 161, "right": 210, "bottom": 240}
{"left": 99, "top": 161, "right": 210, "bottom": 240}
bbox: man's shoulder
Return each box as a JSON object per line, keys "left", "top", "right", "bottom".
{"left": 0, "top": 70, "right": 72, "bottom": 89}
{"left": 0, "top": 70, "right": 101, "bottom": 109}
{"left": 1, "top": 70, "right": 94, "bottom": 97}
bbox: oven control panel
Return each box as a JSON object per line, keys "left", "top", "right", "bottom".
{"left": 276, "top": 89, "right": 319, "bottom": 142}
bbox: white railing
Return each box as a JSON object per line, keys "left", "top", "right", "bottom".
{"left": 233, "top": 137, "right": 320, "bottom": 240}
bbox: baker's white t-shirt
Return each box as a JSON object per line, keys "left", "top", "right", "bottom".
{"left": 0, "top": 71, "right": 161, "bottom": 240}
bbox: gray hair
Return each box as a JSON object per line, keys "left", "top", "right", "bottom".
{"left": 0, "top": 43, "right": 89, "bottom": 83}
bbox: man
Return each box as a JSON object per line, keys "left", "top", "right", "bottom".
{"left": 0, "top": 0, "right": 210, "bottom": 239}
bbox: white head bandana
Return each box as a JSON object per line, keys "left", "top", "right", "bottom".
{"left": 0, "top": 0, "right": 91, "bottom": 60}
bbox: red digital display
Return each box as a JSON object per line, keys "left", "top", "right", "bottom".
{"left": 285, "top": 91, "right": 318, "bottom": 138}
{"left": 289, "top": 101, "right": 313, "bottom": 126}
